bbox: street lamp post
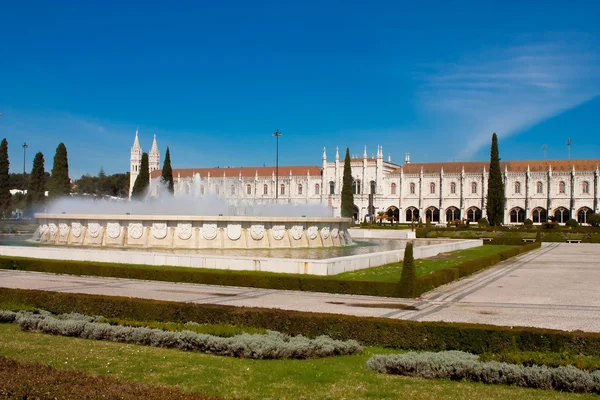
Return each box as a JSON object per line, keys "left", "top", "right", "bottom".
{"left": 22, "top": 142, "right": 28, "bottom": 190}
{"left": 273, "top": 129, "right": 282, "bottom": 200}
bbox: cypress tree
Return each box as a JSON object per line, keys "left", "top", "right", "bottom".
{"left": 131, "top": 152, "right": 149, "bottom": 199}
{"left": 161, "top": 147, "right": 174, "bottom": 194}
{"left": 48, "top": 142, "right": 71, "bottom": 198}
{"left": 399, "top": 242, "right": 416, "bottom": 297}
{"left": 26, "top": 152, "right": 46, "bottom": 214}
{"left": 0, "top": 138, "right": 10, "bottom": 216}
{"left": 340, "top": 147, "right": 354, "bottom": 219}
{"left": 486, "top": 133, "right": 506, "bottom": 226}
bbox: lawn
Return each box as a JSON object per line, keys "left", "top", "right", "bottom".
{"left": 333, "top": 245, "right": 516, "bottom": 282}
{"left": 0, "top": 323, "right": 593, "bottom": 400}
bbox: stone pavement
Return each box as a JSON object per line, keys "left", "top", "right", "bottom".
{"left": 1, "top": 243, "right": 599, "bottom": 332}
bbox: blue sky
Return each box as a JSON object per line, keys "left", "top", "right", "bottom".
{"left": 1, "top": 1, "right": 599, "bottom": 178}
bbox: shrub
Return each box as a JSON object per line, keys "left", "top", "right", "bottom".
{"left": 566, "top": 219, "right": 579, "bottom": 228}
{"left": 524, "top": 218, "right": 533, "bottom": 227}
{"left": 479, "top": 351, "right": 600, "bottom": 372}
{"left": 588, "top": 213, "right": 600, "bottom": 227}
{"left": 367, "top": 351, "right": 600, "bottom": 393}
{"left": 399, "top": 243, "right": 416, "bottom": 297}
{"left": 12, "top": 311, "right": 363, "bottom": 359}
{"left": 478, "top": 217, "right": 490, "bottom": 227}
{"left": 535, "top": 230, "right": 542, "bottom": 243}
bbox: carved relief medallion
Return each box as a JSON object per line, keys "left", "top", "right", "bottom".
{"left": 320, "top": 226, "right": 330, "bottom": 240}
{"left": 152, "top": 223, "right": 168, "bottom": 240}
{"left": 71, "top": 222, "right": 82, "bottom": 238}
{"left": 128, "top": 223, "right": 144, "bottom": 240}
{"left": 227, "top": 224, "right": 242, "bottom": 241}
{"left": 39, "top": 224, "right": 49, "bottom": 235}
{"left": 250, "top": 225, "right": 265, "bottom": 240}
{"left": 176, "top": 223, "right": 192, "bottom": 240}
{"left": 58, "top": 223, "right": 69, "bottom": 237}
{"left": 48, "top": 223, "right": 58, "bottom": 237}
{"left": 291, "top": 225, "right": 304, "bottom": 240}
{"left": 331, "top": 228, "right": 339, "bottom": 239}
{"left": 202, "top": 223, "right": 218, "bottom": 240}
{"left": 87, "top": 222, "right": 101, "bottom": 238}
{"left": 271, "top": 225, "right": 285, "bottom": 241}
{"left": 307, "top": 226, "right": 318, "bottom": 240}
{"left": 107, "top": 222, "right": 121, "bottom": 239}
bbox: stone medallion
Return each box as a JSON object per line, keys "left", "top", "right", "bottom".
{"left": 331, "top": 228, "right": 339, "bottom": 239}
{"left": 271, "top": 225, "right": 285, "bottom": 241}
{"left": 58, "top": 223, "right": 69, "bottom": 237}
{"left": 176, "top": 223, "right": 192, "bottom": 240}
{"left": 128, "top": 222, "right": 144, "bottom": 240}
{"left": 202, "top": 223, "right": 218, "bottom": 240}
{"left": 291, "top": 225, "right": 304, "bottom": 240}
{"left": 71, "top": 222, "right": 82, "bottom": 238}
{"left": 107, "top": 222, "right": 121, "bottom": 239}
{"left": 227, "top": 224, "right": 242, "bottom": 241}
{"left": 250, "top": 224, "right": 265, "bottom": 240}
{"left": 39, "top": 224, "right": 49, "bottom": 235}
{"left": 152, "top": 223, "right": 168, "bottom": 240}
{"left": 87, "top": 222, "right": 101, "bottom": 238}
{"left": 307, "top": 226, "right": 319, "bottom": 240}
{"left": 320, "top": 226, "right": 330, "bottom": 240}
{"left": 48, "top": 223, "right": 58, "bottom": 237}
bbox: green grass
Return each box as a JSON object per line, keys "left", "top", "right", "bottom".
{"left": 0, "top": 324, "right": 593, "bottom": 400}
{"left": 333, "top": 245, "right": 517, "bottom": 282}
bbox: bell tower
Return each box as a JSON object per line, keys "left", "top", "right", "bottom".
{"left": 129, "top": 129, "right": 142, "bottom": 198}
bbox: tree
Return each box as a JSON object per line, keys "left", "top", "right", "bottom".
{"left": 161, "top": 147, "right": 174, "bottom": 194}
{"left": 0, "top": 138, "right": 10, "bottom": 216}
{"left": 340, "top": 147, "right": 354, "bottom": 219}
{"left": 399, "top": 243, "right": 416, "bottom": 297}
{"left": 131, "top": 152, "right": 149, "bottom": 199}
{"left": 26, "top": 152, "right": 46, "bottom": 214}
{"left": 486, "top": 133, "right": 506, "bottom": 226}
{"left": 48, "top": 142, "right": 71, "bottom": 198}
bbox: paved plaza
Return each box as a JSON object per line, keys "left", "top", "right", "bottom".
{"left": 1, "top": 243, "right": 599, "bottom": 331}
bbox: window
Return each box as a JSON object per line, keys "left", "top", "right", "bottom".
{"left": 352, "top": 179, "right": 361, "bottom": 195}
{"left": 446, "top": 207, "right": 460, "bottom": 222}
{"left": 246, "top": 184, "right": 252, "bottom": 195}
{"left": 280, "top": 184, "right": 285, "bottom": 195}
{"left": 329, "top": 181, "right": 335, "bottom": 195}
{"left": 298, "top": 184, "right": 303, "bottom": 195}
{"left": 450, "top": 182, "right": 456, "bottom": 194}
{"left": 583, "top": 181, "right": 590, "bottom": 194}
{"left": 315, "top": 183, "right": 320, "bottom": 195}
{"left": 370, "top": 180, "right": 376, "bottom": 195}
{"left": 559, "top": 181, "right": 566, "bottom": 194}
{"left": 510, "top": 207, "right": 525, "bottom": 223}
{"left": 263, "top": 184, "right": 269, "bottom": 195}
{"left": 391, "top": 183, "right": 397, "bottom": 195}
{"left": 231, "top": 184, "right": 236, "bottom": 195}
{"left": 467, "top": 207, "right": 483, "bottom": 222}
{"left": 471, "top": 182, "right": 477, "bottom": 194}
{"left": 405, "top": 207, "right": 419, "bottom": 223}
{"left": 536, "top": 181, "right": 543, "bottom": 194}
{"left": 578, "top": 207, "right": 592, "bottom": 224}
{"left": 409, "top": 182, "right": 416, "bottom": 194}
{"left": 429, "top": 182, "right": 435, "bottom": 194}
{"left": 554, "top": 207, "right": 569, "bottom": 223}
{"left": 532, "top": 207, "right": 547, "bottom": 223}
{"left": 514, "top": 182, "right": 521, "bottom": 194}
{"left": 425, "top": 206, "right": 440, "bottom": 222}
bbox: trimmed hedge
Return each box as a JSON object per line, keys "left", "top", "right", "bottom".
{"left": 3, "top": 287, "right": 600, "bottom": 356}
{"left": 480, "top": 351, "right": 600, "bottom": 372}
{"left": 417, "top": 228, "right": 600, "bottom": 243}
{"left": 0, "top": 242, "right": 540, "bottom": 298}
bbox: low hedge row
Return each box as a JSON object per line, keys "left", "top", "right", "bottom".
{"left": 0, "top": 242, "right": 540, "bottom": 298}
{"left": 417, "top": 229, "right": 600, "bottom": 243}
{"left": 480, "top": 351, "right": 600, "bottom": 372}
{"left": 3, "top": 287, "right": 600, "bottom": 355}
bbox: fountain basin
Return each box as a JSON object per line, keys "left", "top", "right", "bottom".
{"left": 33, "top": 214, "right": 353, "bottom": 249}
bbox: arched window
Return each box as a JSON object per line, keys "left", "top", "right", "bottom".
{"left": 280, "top": 184, "right": 285, "bottom": 195}
{"left": 391, "top": 183, "right": 397, "bottom": 195}
{"left": 578, "top": 207, "right": 592, "bottom": 224}
{"left": 405, "top": 207, "right": 419, "bottom": 223}
{"left": 430, "top": 182, "right": 435, "bottom": 194}
{"left": 446, "top": 207, "right": 460, "bottom": 222}
{"left": 298, "top": 184, "right": 303, "bottom": 195}
{"left": 231, "top": 184, "right": 236, "bottom": 195}
{"left": 536, "top": 181, "right": 543, "bottom": 194}
{"left": 514, "top": 182, "right": 521, "bottom": 194}
{"left": 409, "top": 182, "right": 416, "bottom": 194}
{"left": 467, "top": 207, "right": 483, "bottom": 222}
{"left": 425, "top": 206, "right": 440, "bottom": 222}
{"left": 370, "top": 180, "right": 376, "bottom": 195}
{"left": 509, "top": 207, "right": 525, "bottom": 223}
{"left": 583, "top": 181, "right": 590, "bottom": 194}
{"left": 246, "top": 184, "right": 252, "bottom": 195}
{"left": 471, "top": 182, "right": 477, "bottom": 194}
{"left": 532, "top": 207, "right": 547, "bottom": 223}
{"left": 263, "top": 184, "right": 269, "bottom": 195}
{"left": 450, "top": 182, "right": 456, "bottom": 194}
{"left": 315, "top": 183, "right": 320, "bottom": 195}
{"left": 352, "top": 179, "right": 361, "bottom": 195}
{"left": 559, "top": 181, "right": 566, "bottom": 194}
{"left": 329, "top": 181, "right": 335, "bottom": 195}
{"left": 554, "top": 207, "right": 569, "bottom": 223}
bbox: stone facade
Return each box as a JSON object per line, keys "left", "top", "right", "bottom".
{"left": 129, "top": 129, "right": 160, "bottom": 197}
{"left": 133, "top": 132, "right": 600, "bottom": 224}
